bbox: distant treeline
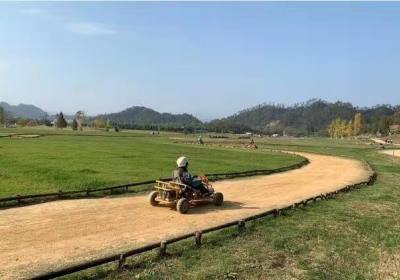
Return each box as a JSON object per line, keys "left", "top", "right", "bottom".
{"left": 92, "top": 106, "right": 203, "bottom": 133}
{"left": 2, "top": 99, "right": 400, "bottom": 137}
{"left": 206, "top": 99, "right": 400, "bottom": 136}
{"left": 98, "top": 100, "right": 400, "bottom": 136}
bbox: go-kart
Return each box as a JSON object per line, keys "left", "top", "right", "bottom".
{"left": 148, "top": 176, "right": 223, "bottom": 214}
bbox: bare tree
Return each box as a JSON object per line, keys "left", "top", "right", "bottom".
{"left": 75, "top": 111, "right": 85, "bottom": 131}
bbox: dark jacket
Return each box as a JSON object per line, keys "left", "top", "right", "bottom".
{"left": 173, "top": 168, "right": 194, "bottom": 186}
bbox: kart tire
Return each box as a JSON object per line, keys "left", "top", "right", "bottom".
{"left": 177, "top": 198, "right": 190, "bottom": 214}
{"left": 149, "top": 191, "right": 159, "bottom": 206}
{"left": 213, "top": 192, "right": 224, "bottom": 206}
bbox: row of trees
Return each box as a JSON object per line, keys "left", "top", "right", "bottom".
{"left": 55, "top": 111, "right": 86, "bottom": 130}
{"left": 54, "top": 111, "right": 120, "bottom": 132}
{"left": 327, "top": 113, "right": 363, "bottom": 138}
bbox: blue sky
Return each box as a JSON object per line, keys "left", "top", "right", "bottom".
{"left": 0, "top": 2, "right": 399, "bottom": 120}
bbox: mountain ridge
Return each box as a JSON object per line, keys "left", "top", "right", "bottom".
{"left": 1, "top": 100, "right": 399, "bottom": 135}
{"left": 0, "top": 102, "right": 47, "bottom": 119}
{"left": 207, "top": 99, "right": 400, "bottom": 135}
{"left": 97, "top": 106, "right": 202, "bottom": 127}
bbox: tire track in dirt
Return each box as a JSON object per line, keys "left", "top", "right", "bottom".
{"left": 0, "top": 152, "right": 372, "bottom": 279}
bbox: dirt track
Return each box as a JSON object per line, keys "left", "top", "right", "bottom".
{"left": 0, "top": 152, "right": 372, "bottom": 279}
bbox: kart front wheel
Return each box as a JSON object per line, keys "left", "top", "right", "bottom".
{"left": 149, "top": 191, "right": 159, "bottom": 206}
{"left": 213, "top": 192, "right": 224, "bottom": 206}
{"left": 177, "top": 198, "right": 190, "bottom": 214}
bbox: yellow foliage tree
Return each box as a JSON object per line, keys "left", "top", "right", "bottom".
{"left": 339, "top": 119, "right": 348, "bottom": 138}
{"left": 328, "top": 118, "right": 341, "bottom": 138}
{"left": 327, "top": 120, "right": 335, "bottom": 138}
{"left": 327, "top": 118, "right": 354, "bottom": 138}
{"left": 346, "top": 120, "right": 354, "bottom": 137}
{"left": 353, "top": 112, "right": 362, "bottom": 136}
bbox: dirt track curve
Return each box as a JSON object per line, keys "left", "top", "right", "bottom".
{"left": 0, "top": 152, "right": 372, "bottom": 279}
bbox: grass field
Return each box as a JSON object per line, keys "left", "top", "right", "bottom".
{"left": 62, "top": 136, "right": 400, "bottom": 280}
{"left": 0, "top": 128, "right": 300, "bottom": 197}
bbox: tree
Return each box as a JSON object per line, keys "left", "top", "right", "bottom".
{"left": 75, "top": 111, "right": 85, "bottom": 131}
{"left": 0, "top": 106, "right": 6, "bottom": 127}
{"left": 94, "top": 118, "right": 106, "bottom": 129}
{"left": 345, "top": 120, "right": 354, "bottom": 137}
{"left": 328, "top": 118, "right": 342, "bottom": 138}
{"left": 56, "top": 112, "right": 67, "bottom": 129}
{"left": 72, "top": 118, "right": 78, "bottom": 131}
{"left": 105, "top": 119, "right": 112, "bottom": 132}
{"left": 353, "top": 112, "right": 362, "bottom": 136}
{"left": 40, "top": 114, "right": 52, "bottom": 127}
{"left": 338, "top": 119, "right": 347, "bottom": 138}
{"left": 327, "top": 120, "right": 335, "bottom": 138}
{"left": 327, "top": 118, "right": 353, "bottom": 138}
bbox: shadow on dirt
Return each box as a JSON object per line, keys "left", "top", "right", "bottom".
{"left": 152, "top": 200, "right": 260, "bottom": 215}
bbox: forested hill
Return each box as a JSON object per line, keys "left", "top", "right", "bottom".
{"left": 206, "top": 100, "right": 400, "bottom": 136}
{"left": 0, "top": 102, "right": 47, "bottom": 119}
{"left": 1, "top": 100, "right": 399, "bottom": 136}
{"left": 97, "top": 106, "right": 202, "bottom": 129}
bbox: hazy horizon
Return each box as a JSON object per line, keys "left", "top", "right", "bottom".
{"left": 1, "top": 2, "right": 400, "bottom": 120}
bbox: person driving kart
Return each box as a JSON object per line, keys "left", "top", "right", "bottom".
{"left": 173, "top": 156, "right": 210, "bottom": 195}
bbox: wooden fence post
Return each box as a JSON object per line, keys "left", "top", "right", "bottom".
{"left": 117, "top": 254, "right": 125, "bottom": 271}
{"left": 237, "top": 220, "right": 245, "bottom": 231}
{"left": 160, "top": 241, "right": 167, "bottom": 257}
{"left": 195, "top": 231, "right": 202, "bottom": 247}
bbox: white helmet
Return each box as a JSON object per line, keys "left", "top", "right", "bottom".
{"left": 176, "top": 156, "right": 188, "bottom": 168}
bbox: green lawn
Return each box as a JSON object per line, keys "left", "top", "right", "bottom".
{"left": 0, "top": 128, "right": 300, "bottom": 197}
{"left": 64, "top": 137, "right": 400, "bottom": 280}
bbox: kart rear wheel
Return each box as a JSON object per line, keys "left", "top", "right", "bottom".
{"left": 149, "top": 191, "right": 159, "bottom": 206}
{"left": 213, "top": 192, "right": 224, "bottom": 206}
{"left": 177, "top": 198, "right": 190, "bottom": 214}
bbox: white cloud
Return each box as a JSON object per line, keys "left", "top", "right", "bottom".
{"left": 65, "top": 22, "right": 116, "bottom": 35}
{"left": 18, "top": 8, "right": 44, "bottom": 15}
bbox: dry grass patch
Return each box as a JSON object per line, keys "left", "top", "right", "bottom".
{"left": 374, "top": 250, "right": 400, "bottom": 280}
{"left": 350, "top": 201, "right": 398, "bottom": 218}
